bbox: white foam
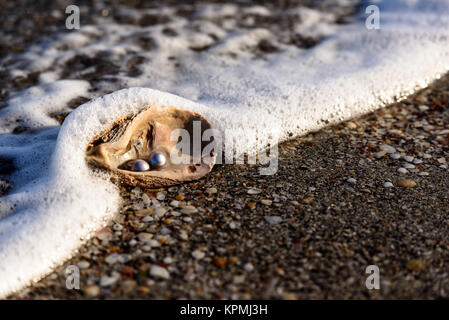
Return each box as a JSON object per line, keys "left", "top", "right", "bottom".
{"left": 1, "top": 0, "right": 449, "bottom": 296}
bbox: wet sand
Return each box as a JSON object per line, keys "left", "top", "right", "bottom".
{"left": 9, "top": 73, "right": 449, "bottom": 299}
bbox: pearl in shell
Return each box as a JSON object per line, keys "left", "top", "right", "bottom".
{"left": 131, "top": 159, "right": 150, "bottom": 171}
{"left": 149, "top": 152, "right": 166, "bottom": 168}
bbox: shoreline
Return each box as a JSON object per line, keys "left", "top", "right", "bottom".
{"left": 10, "top": 73, "right": 449, "bottom": 299}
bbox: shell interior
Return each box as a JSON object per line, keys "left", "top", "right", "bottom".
{"left": 86, "top": 106, "right": 215, "bottom": 188}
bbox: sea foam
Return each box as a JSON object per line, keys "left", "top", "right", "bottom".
{"left": 1, "top": 0, "right": 449, "bottom": 296}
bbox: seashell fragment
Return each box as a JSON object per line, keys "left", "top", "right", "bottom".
{"left": 86, "top": 106, "right": 215, "bottom": 188}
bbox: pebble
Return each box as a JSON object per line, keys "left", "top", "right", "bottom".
{"left": 163, "top": 256, "right": 174, "bottom": 264}
{"left": 418, "top": 172, "right": 429, "bottom": 176}
{"left": 303, "top": 196, "right": 314, "bottom": 204}
{"left": 265, "top": 216, "right": 283, "bottom": 224}
{"left": 243, "top": 263, "right": 254, "bottom": 272}
{"left": 406, "top": 259, "right": 428, "bottom": 271}
{"left": 380, "top": 144, "right": 396, "bottom": 153}
{"left": 398, "top": 179, "right": 417, "bottom": 188}
{"left": 83, "top": 285, "right": 100, "bottom": 298}
{"left": 383, "top": 182, "right": 394, "bottom": 188}
{"left": 260, "top": 199, "right": 272, "bottom": 205}
{"left": 170, "top": 200, "right": 180, "bottom": 207}
{"left": 105, "top": 253, "right": 120, "bottom": 264}
{"left": 192, "top": 250, "right": 205, "bottom": 260}
{"left": 206, "top": 187, "right": 218, "bottom": 194}
{"left": 374, "top": 150, "right": 387, "bottom": 158}
{"left": 100, "top": 274, "right": 120, "bottom": 287}
{"left": 437, "top": 157, "right": 446, "bottom": 164}
{"left": 403, "top": 163, "right": 415, "bottom": 169}
{"left": 149, "top": 265, "right": 170, "bottom": 279}
{"left": 138, "top": 232, "right": 153, "bottom": 242}
{"left": 154, "top": 207, "right": 167, "bottom": 218}
{"left": 247, "top": 188, "right": 262, "bottom": 195}
{"left": 397, "top": 167, "right": 408, "bottom": 174}
{"left": 181, "top": 206, "right": 198, "bottom": 214}
{"left": 347, "top": 178, "right": 357, "bottom": 184}
{"left": 390, "top": 153, "right": 401, "bottom": 160}
{"left": 77, "top": 261, "right": 90, "bottom": 269}
{"left": 403, "top": 155, "right": 414, "bottom": 162}
{"left": 346, "top": 121, "right": 357, "bottom": 129}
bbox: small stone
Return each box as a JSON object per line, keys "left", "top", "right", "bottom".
{"left": 260, "top": 199, "right": 272, "bottom": 205}
{"left": 345, "top": 121, "right": 357, "bottom": 129}
{"left": 170, "top": 200, "right": 180, "bottom": 207}
{"left": 243, "top": 263, "right": 254, "bottom": 272}
{"left": 134, "top": 208, "right": 154, "bottom": 216}
{"left": 437, "top": 157, "right": 446, "bottom": 164}
{"left": 403, "top": 163, "right": 415, "bottom": 169}
{"left": 347, "top": 178, "right": 357, "bottom": 184}
{"left": 163, "top": 256, "right": 174, "bottom": 264}
{"left": 265, "top": 216, "right": 283, "bottom": 224}
{"left": 100, "top": 273, "right": 120, "bottom": 287}
{"left": 418, "top": 172, "right": 429, "bottom": 176}
{"left": 403, "top": 155, "right": 414, "bottom": 162}
{"left": 105, "top": 253, "right": 120, "bottom": 265}
{"left": 175, "top": 194, "right": 185, "bottom": 201}
{"left": 205, "top": 187, "right": 218, "bottom": 194}
{"left": 213, "top": 257, "right": 228, "bottom": 267}
{"left": 397, "top": 167, "right": 408, "bottom": 174}
{"left": 383, "top": 182, "right": 393, "bottom": 188}
{"left": 154, "top": 207, "right": 167, "bottom": 218}
{"left": 418, "top": 105, "right": 429, "bottom": 112}
{"left": 303, "top": 196, "right": 314, "bottom": 204}
{"left": 390, "top": 153, "right": 401, "bottom": 160}
{"left": 77, "top": 261, "right": 90, "bottom": 269}
{"left": 374, "top": 150, "right": 387, "bottom": 158}
{"left": 398, "top": 179, "right": 417, "bottom": 188}
{"left": 229, "top": 221, "right": 238, "bottom": 229}
{"left": 247, "top": 188, "right": 262, "bottom": 195}
{"left": 156, "top": 192, "right": 166, "bottom": 201}
{"left": 83, "top": 285, "right": 100, "bottom": 298}
{"left": 149, "top": 265, "right": 170, "bottom": 279}
{"left": 192, "top": 250, "right": 205, "bottom": 260}
{"left": 406, "top": 259, "right": 428, "bottom": 271}
{"left": 138, "top": 232, "right": 153, "bottom": 242}
{"left": 380, "top": 144, "right": 396, "bottom": 154}
{"left": 181, "top": 206, "right": 198, "bottom": 214}
{"left": 247, "top": 202, "right": 256, "bottom": 209}
{"left": 179, "top": 231, "right": 189, "bottom": 241}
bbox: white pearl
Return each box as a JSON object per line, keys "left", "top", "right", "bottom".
{"left": 149, "top": 152, "right": 166, "bottom": 168}
{"left": 131, "top": 159, "right": 150, "bottom": 171}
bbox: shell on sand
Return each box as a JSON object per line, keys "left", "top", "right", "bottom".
{"left": 86, "top": 106, "right": 215, "bottom": 188}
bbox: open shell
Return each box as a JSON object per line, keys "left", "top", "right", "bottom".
{"left": 86, "top": 106, "right": 215, "bottom": 188}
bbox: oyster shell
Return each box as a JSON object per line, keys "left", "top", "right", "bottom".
{"left": 86, "top": 106, "right": 215, "bottom": 188}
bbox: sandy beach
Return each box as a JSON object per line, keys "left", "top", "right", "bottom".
{"left": 8, "top": 72, "right": 449, "bottom": 299}
{"left": 2, "top": 0, "right": 449, "bottom": 299}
